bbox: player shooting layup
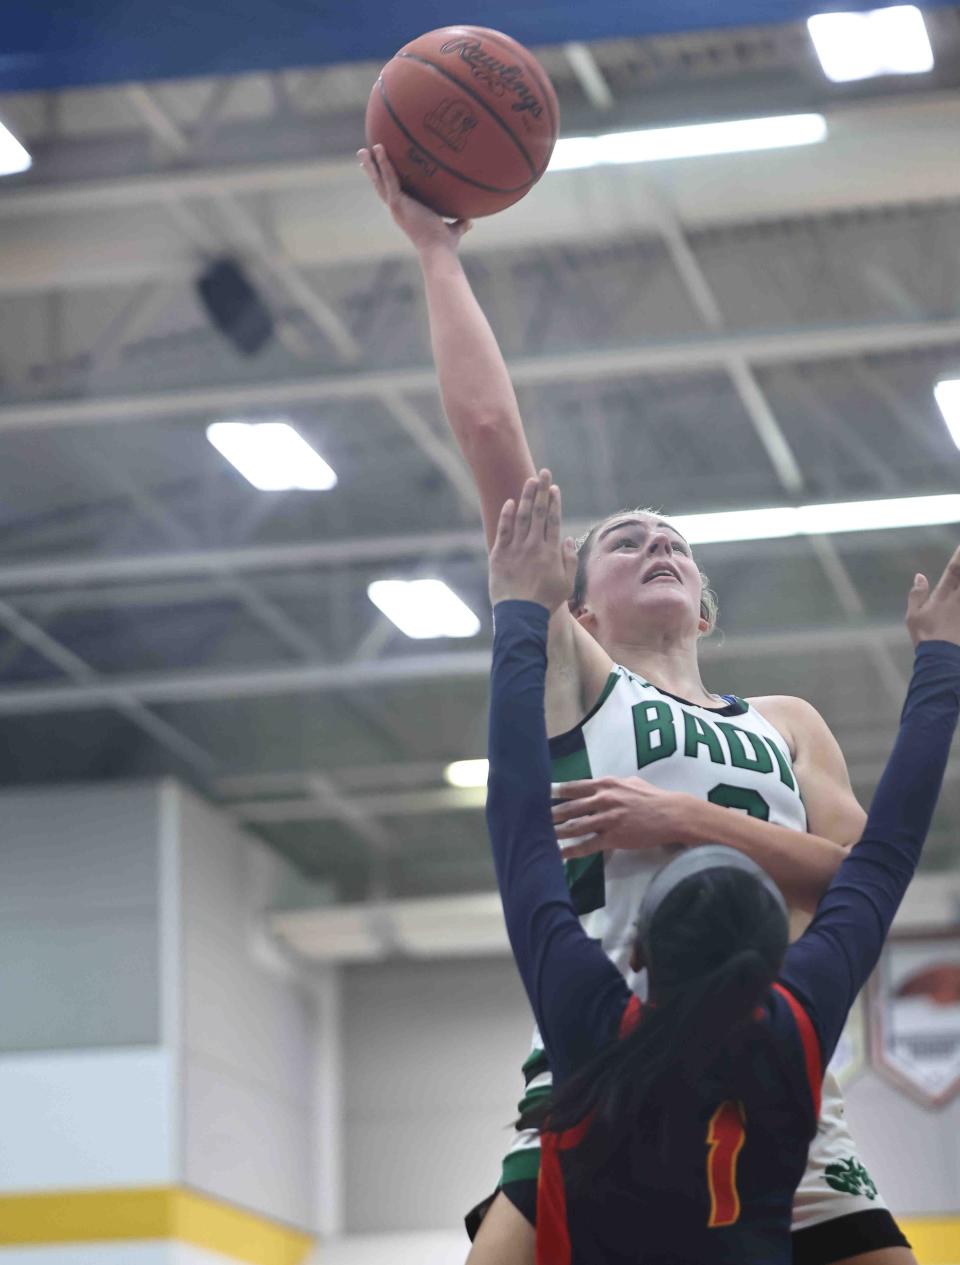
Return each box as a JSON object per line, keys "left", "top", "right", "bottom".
{"left": 361, "top": 143, "right": 918, "bottom": 1265}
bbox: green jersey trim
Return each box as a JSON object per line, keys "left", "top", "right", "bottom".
{"left": 548, "top": 671, "right": 621, "bottom": 759}
{"left": 502, "top": 1147, "right": 542, "bottom": 1186}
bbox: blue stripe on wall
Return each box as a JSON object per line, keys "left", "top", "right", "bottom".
{"left": 4, "top": 1, "right": 956, "bottom": 93}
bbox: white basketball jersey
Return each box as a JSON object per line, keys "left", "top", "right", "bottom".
{"left": 551, "top": 665, "right": 808, "bottom": 976}
{"left": 507, "top": 668, "right": 875, "bottom": 1226}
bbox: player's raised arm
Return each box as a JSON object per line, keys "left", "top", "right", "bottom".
{"left": 781, "top": 547, "right": 960, "bottom": 1063}
{"left": 359, "top": 144, "right": 536, "bottom": 550}
{"left": 486, "top": 474, "right": 630, "bottom": 1078}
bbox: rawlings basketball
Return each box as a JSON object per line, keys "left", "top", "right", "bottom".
{"left": 365, "top": 26, "right": 560, "bottom": 219}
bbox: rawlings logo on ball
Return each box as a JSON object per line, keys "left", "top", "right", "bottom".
{"left": 439, "top": 37, "right": 542, "bottom": 116}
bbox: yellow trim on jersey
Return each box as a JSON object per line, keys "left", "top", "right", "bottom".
{"left": 898, "top": 1216, "right": 960, "bottom": 1265}
{"left": 705, "top": 1099, "right": 746, "bottom": 1228}
{"left": 0, "top": 1186, "right": 313, "bottom": 1264}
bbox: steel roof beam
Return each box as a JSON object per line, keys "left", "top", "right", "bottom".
{"left": 209, "top": 191, "right": 362, "bottom": 363}
{"left": 3, "top": 316, "right": 960, "bottom": 433}
{"left": 0, "top": 621, "right": 906, "bottom": 716}
{"left": 649, "top": 206, "right": 904, "bottom": 707}
{"left": 0, "top": 512, "right": 952, "bottom": 598}
{"left": 234, "top": 760, "right": 960, "bottom": 824}
{"left": 0, "top": 596, "right": 218, "bottom": 773}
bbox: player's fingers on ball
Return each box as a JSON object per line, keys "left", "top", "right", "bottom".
{"left": 374, "top": 144, "right": 401, "bottom": 198}
{"left": 358, "top": 149, "right": 384, "bottom": 194}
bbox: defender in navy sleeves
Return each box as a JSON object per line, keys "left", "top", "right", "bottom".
{"left": 484, "top": 475, "right": 960, "bottom": 1265}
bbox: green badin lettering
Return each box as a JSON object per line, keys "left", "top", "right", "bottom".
{"left": 633, "top": 700, "right": 677, "bottom": 769}
{"left": 762, "top": 734, "right": 797, "bottom": 791}
{"left": 682, "top": 710, "right": 726, "bottom": 765}
{"left": 708, "top": 784, "right": 770, "bottom": 820}
{"left": 716, "top": 722, "right": 774, "bottom": 775}
{"left": 825, "top": 1157, "right": 878, "bottom": 1200}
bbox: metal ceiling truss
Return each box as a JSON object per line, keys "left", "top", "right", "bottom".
{"left": 4, "top": 316, "right": 960, "bottom": 432}
{"left": 0, "top": 620, "right": 910, "bottom": 716}
{"left": 0, "top": 67, "right": 958, "bottom": 881}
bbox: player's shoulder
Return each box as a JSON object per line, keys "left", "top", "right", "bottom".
{"left": 745, "top": 695, "right": 825, "bottom": 750}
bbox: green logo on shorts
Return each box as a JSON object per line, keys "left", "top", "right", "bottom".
{"left": 825, "top": 1157, "right": 878, "bottom": 1200}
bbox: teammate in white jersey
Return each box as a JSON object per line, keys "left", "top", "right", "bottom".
{"left": 361, "top": 144, "right": 915, "bottom": 1265}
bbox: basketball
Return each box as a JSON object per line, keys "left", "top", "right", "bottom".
{"left": 365, "top": 26, "right": 560, "bottom": 219}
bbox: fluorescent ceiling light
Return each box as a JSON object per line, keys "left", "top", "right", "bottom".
{"left": 808, "top": 6, "right": 933, "bottom": 82}
{"left": 671, "top": 494, "right": 960, "bottom": 545}
{"left": 933, "top": 380, "right": 960, "bottom": 449}
{"left": 0, "top": 120, "right": 31, "bottom": 177}
{"left": 207, "top": 420, "right": 337, "bottom": 491}
{"left": 368, "top": 579, "right": 481, "bottom": 640}
{"left": 548, "top": 113, "right": 827, "bottom": 172}
{"left": 445, "top": 759, "right": 489, "bottom": 788}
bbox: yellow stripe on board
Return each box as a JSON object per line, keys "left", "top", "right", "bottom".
{"left": 900, "top": 1216, "right": 960, "bottom": 1265}
{"left": 0, "top": 1188, "right": 171, "bottom": 1244}
{"left": 0, "top": 1187, "right": 313, "bottom": 1265}
{"left": 175, "top": 1187, "right": 313, "bottom": 1265}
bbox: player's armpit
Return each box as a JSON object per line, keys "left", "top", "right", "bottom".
{"left": 545, "top": 608, "right": 613, "bottom": 738}
{"left": 750, "top": 695, "right": 867, "bottom": 847}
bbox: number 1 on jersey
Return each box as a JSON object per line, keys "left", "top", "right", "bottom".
{"left": 706, "top": 1100, "right": 746, "bottom": 1228}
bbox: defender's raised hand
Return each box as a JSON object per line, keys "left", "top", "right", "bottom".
{"left": 906, "top": 544, "right": 960, "bottom": 647}
{"left": 358, "top": 144, "right": 472, "bottom": 254}
{"left": 488, "top": 470, "right": 577, "bottom": 613}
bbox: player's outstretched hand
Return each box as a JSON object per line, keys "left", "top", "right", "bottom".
{"left": 488, "top": 470, "right": 577, "bottom": 613}
{"left": 906, "top": 544, "right": 960, "bottom": 647}
{"left": 358, "top": 144, "right": 472, "bottom": 254}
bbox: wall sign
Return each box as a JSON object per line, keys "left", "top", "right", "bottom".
{"left": 870, "top": 931, "right": 960, "bottom": 1108}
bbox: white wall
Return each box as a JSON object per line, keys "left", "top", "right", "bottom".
{"left": 846, "top": 1071, "right": 960, "bottom": 1214}
{"left": 0, "top": 783, "right": 161, "bottom": 1052}
{"left": 0, "top": 1047, "right": 174, "bottom": 1191}
{"left": 0, "top": 783, "right": 175, "bottom": 1194}
{"left": 341, "top": 956, "right": 532, "bottom": 1237}
{"left": 315, "top": 1232, "right": 467, "bottom": 1265}
{"left": 177, "top": 786, "right": 314, "bottom": 1231}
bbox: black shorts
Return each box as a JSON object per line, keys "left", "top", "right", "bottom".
{"left": 466, "top": 1183, "right": 911, "bottom": 1264}
{"left": 792, "top": 1209, "right": 911, "bottom": 1264}
{"left": 464, "top": 1182, "right": 538, "bottom": 1242}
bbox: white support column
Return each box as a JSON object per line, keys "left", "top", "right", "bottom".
{"left": 158, "top": 780, "right": 183, "bottom": 1181}
{"left": 311, "top": 966, "right": 345, "bottom": 1239}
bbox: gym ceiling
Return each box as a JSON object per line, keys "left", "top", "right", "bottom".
{"left": 2, "top": 2, "right": 959, "bottom": 957}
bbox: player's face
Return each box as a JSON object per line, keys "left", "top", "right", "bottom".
{"left": 582, "top": 514, "right": 705, "bottom": 637}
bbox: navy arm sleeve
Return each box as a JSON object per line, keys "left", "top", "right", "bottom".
{"left": 781, "top": 639, "right": 960, "bottom": 1065}
{"left": 486, "top": 600, "right": 632, "bottom": 1083}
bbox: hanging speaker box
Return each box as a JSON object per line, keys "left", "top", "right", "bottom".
{"left": 196, "top": 258, "right": 274, "bottom": 357}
